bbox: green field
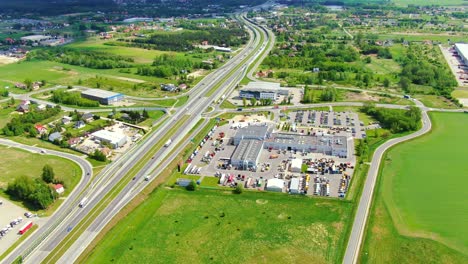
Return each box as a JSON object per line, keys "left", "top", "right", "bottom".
{"left": 82, "top": 188, "right": 353, "bottom": 264}
{"left": 361, "top": 112, "right": 468, "bottom": 263}
{"left": 0, "top": 145, "right": 81, "bottom": 196}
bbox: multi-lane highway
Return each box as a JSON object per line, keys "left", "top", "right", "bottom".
{"left": 1, "top": 14, "right": 271, "bottom": 264}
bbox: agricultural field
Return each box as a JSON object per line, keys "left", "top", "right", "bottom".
{"left": 361, "top": 112, "right": 468, "bottom": 263}
{"left": 0, "top": 145, "right": 81, "bottom": 196}
{"left": 82, "top": 188, "right": 353, "bottom": 264}
{"left": 391, "top": 0, "right": 467, "bottom": 6}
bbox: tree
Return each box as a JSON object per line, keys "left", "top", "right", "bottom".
{"left": 42, "top": 165, "right": 55, "bottom": 183}
{"left": 91, "top": 149, "right": 107, "bottom": 162}
{"left": 186, "top": 180, "right": 196, "bottom": 191}
{"left": 10, "top": 97, "right": 15, "bottom": 106}
{"left": 233, "top": 184, "right": 243, "bottom": 194}
{"left": 250, "top": 97, "right": 257, "bottom": 106}
{"left": 242, "top": 97, "right": 247, "bottom": 107}
{"left": 383, "top": 78, "right": 390, "bottom": 88}
{"left": 399, "top": 77, "right": 410, "bottom": 91}
{"left": 142, "top": 109, "right": 149, "bottom": 118}
{"left": 24, "top": 79, "right": 32, "bottom": 91}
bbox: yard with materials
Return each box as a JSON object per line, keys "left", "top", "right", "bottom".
{"left": 0, "top": 145, "right": 81, "bottom": 201}
{"left": 81, "top": 188, "right": 353, "bottom": 264}
{"left": 361, "top": 112, "right": 468, "bottom": 263}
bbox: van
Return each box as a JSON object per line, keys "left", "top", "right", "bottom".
{"left": 79, "top": 197, "right": 88, "bottom": 208}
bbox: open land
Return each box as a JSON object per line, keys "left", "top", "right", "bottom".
{"left": 82, "top": 188, "right": 353, "bottom": 264}
{"left": 361, "top": 112, "right": 468, "bottom": 263}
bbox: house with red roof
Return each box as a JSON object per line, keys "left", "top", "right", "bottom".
{"left": 34, "top": 124, "right": 47, "bottom": 134}
{"left": 53, "top": 184, "right": 64, "bottom": 195}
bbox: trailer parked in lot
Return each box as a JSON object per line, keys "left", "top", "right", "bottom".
{"left": 19, "top": 221, "right": 33, "bottom": 235}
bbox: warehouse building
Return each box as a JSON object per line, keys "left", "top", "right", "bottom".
{"left": 81, "top": 89, "right": 124, "bottom": 105}
{"left": 91, "top": 130, "right": 127, "bottom": 149}
{"left": 266, "top": 178, "right": 285, "bottom": 192}
{"left": 264, "top": 133, "right": 348, "bottom": 158}
{"left": 232, "top": 125, "right": 270, "bottom": 145}
{"left": 454, "top": 43, "right": 468, "bottom": 67}
{"left": 230, "top": 139, "right": 263, "bottom": 170}
{"left": 290, "top": 158, "right": 303, "bottom": 172}
{"left": 239, "top": 81, "right": 290, "bottom": 100}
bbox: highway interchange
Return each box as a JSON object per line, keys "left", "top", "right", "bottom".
{"left": 1, "top": 7, "right": 466, "bottom": 264}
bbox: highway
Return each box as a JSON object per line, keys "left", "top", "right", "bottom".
{"left": 1, "top": 14, "right": 271, "bottom": 264}
{"left": 342, "top": 100, "right": 432, "bottom": 264}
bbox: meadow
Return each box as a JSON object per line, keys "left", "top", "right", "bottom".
{"left": 0, "top": 145, "right": 81, "bottom": 196}
{"left": 82, "top": 188, "right": 353, "bottom": 264}
{"left": 361, "top": 112, "right": 468, "bottom": 263}
{"left": 391, "top": 0, "right": 467, "bottom": 6}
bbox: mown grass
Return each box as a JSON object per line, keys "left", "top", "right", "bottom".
{"left": 81, "top": 188, "right": 353, "bottom": 264}
{"left": 361, "top": 112, "right": 468, "bottom": 263}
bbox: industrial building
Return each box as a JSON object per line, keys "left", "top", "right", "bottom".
{"left": 91, "top": 130, "right": 127, "bottom": 149}
{"left": 232, "top": 125, "right": 270, "bottom": 145}
{"left": 454, "top": 43, "right": 468, "bottom": 67}
{"left": 264, "top": 133, "right": 348, "bottom": 158}
{"left": 266, "top": 178, "right": 285, "bottom": 192}
{"left": 239, "top": 81, "right": 290, "bottom": 100}
{"left": 230, "top": 139, "right": 263, "bottom": 170}
{"left": 81, "top": 89, "right": 124, "bottom": 105}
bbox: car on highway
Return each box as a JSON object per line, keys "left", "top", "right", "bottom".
{"left": 40, "top": 149, "right": 46, "bottom": 154}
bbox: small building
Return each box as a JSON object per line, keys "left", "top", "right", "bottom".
{"left": 232, "top": 125, "right": 270, "bottom": 145}
{"left": 290, "top": 158, "right": 303, "bottom": 173}
{"left": 82, "top": 113, "right": 94, "bottom": 123}
{"left": 91, "top": 130, "right": 127, "bottom": 149}
{"left": 81, "top": 89, "right": 124, "bottom": 105}
{"left": 62, "top": 116, "right": 72, "bottom": 124}
{"left": 289, "top": 178, "right": 300, "bottom": 194}
{"left": 16, "top": 104, "right": 29, "bottom": 113}
{"left": 230, "top": 139, "right": 263, "bottom": 170}
{"left": 176, "top": 178, "right": 193, "bottom": 187}
{"left": 37, "top": 104, "right": 46, "bottom": 111}
{"left": 48, "top": 132, "right": 62, "bottom": 142}
{"left": 178, "top": 83, "right": 188, "bottom": 90}
{"left": 161, "top": 84, "right": 177, "bottom": 92}
{"left": 53, "top": 184, "right": 64, "bottom": 195}
{"left": 74, "top": 121, "right": 85, "bottom": 129}
{"left": 67, "top": 137, "right": 80, "bottom": 146}
{"left": 34, "top": 124, "right": 47, "bottom": 134}
{"left": 266, "top": 178, "right": 285, "bottom": 192}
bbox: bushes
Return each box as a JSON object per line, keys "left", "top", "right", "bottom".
{"left": 51, "top": 90, "right": 99, "bottom": 107}
{"left": 7, "top": 165, "right": 60, "bottom": 210}
{"left": 361, "top": 103, "right": 421, "bottom": 133}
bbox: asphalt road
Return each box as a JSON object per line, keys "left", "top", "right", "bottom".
{"left": 342, "top": 101, "right": 432, "bottom": 264}
{"left": 1, "top": 14, "right": 269, "bottom": 264}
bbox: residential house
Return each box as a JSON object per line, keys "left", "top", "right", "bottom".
{"left": 178, "top": 84, "right": 188, "bottom": 90}
{"left": 81, "top": 113, "right": 94, "bottom": 123}
{"left": 53, "top": 184, "right": 65, "bottom": 195}
{"left": 67, "top": 137, "right": 80, "bottom": 146}
{"left": 34, "top": 124, "right": 47, "bottom": 134}
{"left": 15, "top": 83, "right": 26, "bottom": 89}
{"left": 48, "top": 132, "right": 62, "bottom": 142}
{"left": 74, "top": 121, "right": 85, "bottom": 129}
{"left": 161, "top": 84, "right": 177, "bottom": 92}
{"left": 62, "top": 116, "right": 72, "bottom": 124}
{"left": 16, "top": 103, "right": 29, "bottom": 113}
{"left": 37, "top": 104, "right": 46, "bottom": 111}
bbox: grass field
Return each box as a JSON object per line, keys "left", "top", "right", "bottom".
{"left": 361, "top": 112, "right": 468, "bottom": 263}
{"left": 0, "top": 145, "right": 81, "bottom": 196}
{"left": 414, "top": 94, "right": 459, "bottom": 109}
{"left": 82, "top": 188, "right": 353, "bottom": 264}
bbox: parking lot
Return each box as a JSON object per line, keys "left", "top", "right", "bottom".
{"left": 183, "top": 111, "right": 359, "bottom": 198}
{"left": 0, "top": 199, "right": 42, "bottom": 254}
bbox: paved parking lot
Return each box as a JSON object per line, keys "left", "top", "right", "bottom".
{"left": 0, "top": 199, "right": 43, "bottom": 254}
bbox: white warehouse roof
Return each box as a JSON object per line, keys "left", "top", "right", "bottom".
{"left": 81, "top": 89, "right": 122, "bottom": 99}
{"left": 455, "top": 43, "right": 468, "bottom": 59}
{"left": 291, "top": 158, "right": 303, "bottom": 170}
{"left": 91, "top": 130, "right": 126, "bottom": 145}
{"left": 266, "top": 178, "right": 284, "bottom": 192}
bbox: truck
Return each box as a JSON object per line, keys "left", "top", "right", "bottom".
{"left": 164, "top": 139, "right": 172, "bottom": 147}
{"left": 19, "top": 221, "right": 33, "bottom": 235}
{"left": 269, "top": 154, "right": 278, "bottom": 159}
{"left": 79, "top": 197, "right": 88, "bottom": 208}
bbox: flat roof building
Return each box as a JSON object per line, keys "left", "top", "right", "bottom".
{"left": 290, "top": 158, "right": 303, "bottom": 172}
{"left": 454, "top": 43, "right": 468, "bottom": 67}
{"left": 21, "top": 35, "right": 51, "bottom": 42}
{"left": 91, "top": 130, "right": 127, "bottom": 149}
{"left": 81, "top": 89, "right": 124, "bottom": 105}
{"left": 232, "top": 125, "right": 270, "bottom": 145}
{"left": 230, "top": 139, "right": 263, "bottom": 170}
{"left": 264, "top": 133, "right": 348, "bottom": 158}
{"left": 239, "top": 82, "right": 290, "bottom": 100}
{"left": 266, "top": 178, "right": 285, "bottom": 192}
{"left": 289, "top": 178, "right": 300, "bottom": 194}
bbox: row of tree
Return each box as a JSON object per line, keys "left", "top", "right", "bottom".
{"left": 51, "top": 90, "right": 99, "bottom": 107}
{"left": 29, "top": 48, "right": 134, "bottom": 69}
{"left": 7, "top": 165, "right": 60, "bottom": 209}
